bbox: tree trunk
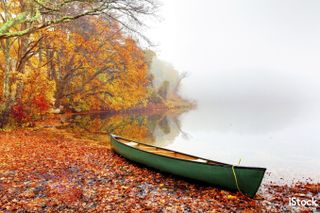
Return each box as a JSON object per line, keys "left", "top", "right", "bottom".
{"left": 0, "top": 38, "right": 12, "bottom": 128}
{"left": 54, "top": 88, "right": 63, "bottom": 109}
{"left": 2, "top": 38, "right": 11, "bottom": 101}
{"left": 0, "top": 103, "right": 11, "bottom": 129}
{"left": 54, "top": 79, "right": 66, "bottom": 109}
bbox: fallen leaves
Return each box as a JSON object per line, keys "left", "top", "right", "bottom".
{"left": 0, "top": 129, "right": 319, "bottom": 212}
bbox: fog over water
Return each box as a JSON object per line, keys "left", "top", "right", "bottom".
{"left": 145, "top": 0, "right": 320, "bottom": 182}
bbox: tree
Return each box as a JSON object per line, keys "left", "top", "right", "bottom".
{"left": 0, "top": 0, "right": 158, "bottom": 40}
{"left": 0, "top": 0, "right": 157, "bottom": 128}
{"left": 146, "top": 53, "right": 189, "bottom": 100}
{"left": 41, "top": 17, "right": 150, "bottom": 112}
{"left": 173, "top": 72, "right": 188, "bottom": 95}
{"left": 0, "top": 1, "right": 50, "bottom": 127}
{"left": 158, "top": 80, "right": 170, "bottom": 100}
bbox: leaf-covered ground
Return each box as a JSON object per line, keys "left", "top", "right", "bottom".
{"left": 0, "top": 129, "right": 319, "bottom": 212}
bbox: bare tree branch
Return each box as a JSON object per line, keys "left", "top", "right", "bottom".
{"left": 0, "top": 0, "right": 158, "bottom": 42}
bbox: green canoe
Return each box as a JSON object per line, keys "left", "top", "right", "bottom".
{"left": 110, "top": 134, "right": 266, "bottom": 198}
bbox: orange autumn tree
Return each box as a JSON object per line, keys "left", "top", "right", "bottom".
{"left": 45, "top": 17, "right": 150, "bottom": 112}
{"left": 0, "top": 28, "right": 55, "bottom": 124}
{"left": 0, "top": 0, "right": 55, "bottom": 125}
{"left": 105, "top": 38, "right": 150, "bottom": 111}
{"left": 0, "top": 0, "right": 158, "bottom": 128}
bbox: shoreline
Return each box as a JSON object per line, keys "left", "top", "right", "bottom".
{"left": 0, "top": 128, "right": 319, "bottom": 212}
{"left": 60, "top": 98, "right": 196, "bottom": 116}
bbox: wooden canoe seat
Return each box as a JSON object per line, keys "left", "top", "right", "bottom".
{"left": 173, "top": 153, "right": 198, "bottom": 161}
{"left": 117, "top": 138, "right": 131, "bottom": 143}
{"left": 151, "top": 150, "right": 175, "bottom": 155}
{"left": 125, "top": 142, "right": 138, "bottom": 146}
{"left": 193, "top": 159, "right": 208, "bottom": 163}
{"left": 135, "top": 144, "right": 197, "bottom": 160}
{"left": 139, "top": 146, "right": 157, "bottom": 150}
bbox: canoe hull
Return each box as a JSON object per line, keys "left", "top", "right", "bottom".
{"left": 110, "top": 135, "right": 266, "bottom": 198}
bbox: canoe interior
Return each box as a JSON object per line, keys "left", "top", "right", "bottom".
{"left": 116, "top": 137, "right": 223, "bottom": 165}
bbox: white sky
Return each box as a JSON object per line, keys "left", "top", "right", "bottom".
{"left": 146, "top": 0, "right": 320, "bottom": 105}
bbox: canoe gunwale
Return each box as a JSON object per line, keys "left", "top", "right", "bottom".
{"left": 110, "top": 134, "right": 266, "bottom": 172}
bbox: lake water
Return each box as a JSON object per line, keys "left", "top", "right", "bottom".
{"left": 67, "top": 102, "right": 320, "bottom": 184}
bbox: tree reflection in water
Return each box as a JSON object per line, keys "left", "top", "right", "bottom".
{"left": 64, "top": 110, "right": 189, "bottom": 147}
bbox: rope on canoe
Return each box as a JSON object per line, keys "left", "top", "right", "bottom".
{"left": 231, "top": 165, "right": 243, "bottom": 194}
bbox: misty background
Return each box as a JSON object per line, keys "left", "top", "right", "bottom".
{"left": 147, "top": 0, "right": 320, "bottom": 104}
{"left": 145, "top": 0, "right": 320, "bottom": 182}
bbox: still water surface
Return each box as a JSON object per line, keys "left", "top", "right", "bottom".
{"left": 67, "top": 102, "right": 320, "bottom": 184}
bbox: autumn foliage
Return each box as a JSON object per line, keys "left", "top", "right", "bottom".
{"left": 0, "top": 0, "right": 190, "bottom": 129}
{"left": 42, "top": 18, "right": 150, "bottom": 112}
{"left": 0, "top": 0, "right": 186, "bottom": 128}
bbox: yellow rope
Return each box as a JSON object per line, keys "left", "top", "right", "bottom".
{"left": 231, "top": 165, "right": 243, "bottom": 194}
